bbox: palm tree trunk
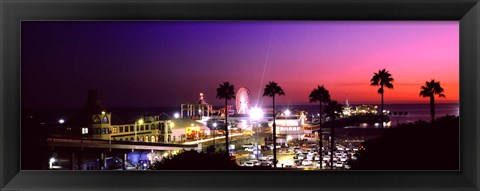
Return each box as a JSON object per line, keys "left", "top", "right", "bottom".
{"left": 381, "top": 87, "right": 384, "bottom": 133}
{"left": 225, "top": 99, "right": 229, "bottom": 155}
{"left": 430, "top": 95, "right": 435, "bottom": 122}
{"left": 213, "top": 128, "right": 216, "bottom": 152}
{"left": 319, "top": 101, "right": 323, "bottom": 170}
{"left": 320, "top": 96, "right": 323, "bottom": 124}
{"left": 330, "top": 121, "right": 335, "bottom": 169}
{"left": 273, "top": 95, "right": 277, "bottom": 168}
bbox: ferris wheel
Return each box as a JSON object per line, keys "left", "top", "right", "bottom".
{"left": 236, "top": 87, "right": 251, "bottom": 115}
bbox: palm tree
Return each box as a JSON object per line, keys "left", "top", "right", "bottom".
{"left": 370, "top": 69, "right": 394, "bottom": 132}
{"left": 324, "top": 100, "right": 343, "bottom": 169}
{"left": 216, "top": 82, "right": 235, "bottom": 155}
{"left": 309, "top": 85, "right": 331, "bottom": 169}
{"left": 263, "top": 81, "right": 285, "bottom": 168}
{"left": 420, "top": 79, "right": 446, "bottom": 122}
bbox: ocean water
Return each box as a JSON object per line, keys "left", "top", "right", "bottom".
{"left": 287, "top": 103, "right": 459, "bottom": 125}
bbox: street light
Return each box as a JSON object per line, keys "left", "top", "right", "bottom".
{"left": 284, "top": 109, "right": 291, "bottom": 117}
{"left": 58, "top": 119, "right": 65, "bottom": 124}
{"left": 49, "top": 157, "right": 56, "bottom": 169}
{"left": 135, "top": 119, "right": 144, "bottom": 142}
{"left": 249, "top": 107, "right": 263, "bottom": 131}
{"left": 249, "top": 107, "right": 263, "bottom": 159}
{"left": 174, "top": 113, "right": 180, "bottom": 119}
{"left": 249, "top": 107, "right": 263, "bottom": 121}
{"left": 213, "top": 122, "right": 217, "bottom": 150}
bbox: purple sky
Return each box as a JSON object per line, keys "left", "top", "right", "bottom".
{"left": 21, "top": 21, "right": 459, "bottom": 108}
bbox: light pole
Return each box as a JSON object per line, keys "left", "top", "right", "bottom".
{"left": 213, "top": 122, "right": 217, "bottom": 152}
{"left": 135, "top": 119, "right": 144, "bottom": 142}
{"left": 283, "top": 109, "right": 291, "bottom": 149}
{"left": 249, "top": 107, "right": 263, "bottom": 160}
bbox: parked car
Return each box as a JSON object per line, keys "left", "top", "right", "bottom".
{"left": 316, "top": 161, "right": 327, "bottom": 168}
{"left": 242, "top": 143, "right": 256, "bottom": 148}
{"left": 302, "top": 160, "right": 313, "bottom": 166}
{"left": 259, "top": 156, "right": 268, "bottom": 160}
{"left": 259, "top": 161, "right": 272, "bottom": 167}
{"left": 242, "top": 161, "right": 255, "bottom": 167}
{"left": 335, "top": 162, "right": 344, "bottom": 168}
{"left": 344, "top": 164, "right": 351, "bottom": 169}
{"left": 323, "top": 156, "right": 330, "bottom": 161}
{"left": 306, "top": 153, "right": 314, "bottom": 160}
{"left": 266, "top": 155, "right": 274, "bottom": 160}
{"left": 285, "top": 164, "right": 296, "bottom": 168}
{"left": 297, "top": 155, "right": 305, "bottom": 160}
{"left": 249, "top": 160, "right": 261, "bottom": 166}
{"left": 268, "top": 144, "right": 281, "bottom": 150}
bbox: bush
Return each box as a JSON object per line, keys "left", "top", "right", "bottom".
{"left": 150, "top": 146, "right": 240, "bottom": 170}
{"left": 351, "top": 115, "right": 459, "bottom": 170}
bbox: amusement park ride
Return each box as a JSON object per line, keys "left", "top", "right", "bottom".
{"left": 236, "top": 87, "right": 252, "bottom": 115}
{"left": 181, "top": 87, "right": 261, "bottom": 119}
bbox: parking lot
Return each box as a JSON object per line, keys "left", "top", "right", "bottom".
{"left": 235, "top": 137, "right": 360, "bottom": 170}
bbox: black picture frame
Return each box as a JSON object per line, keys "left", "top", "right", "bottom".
{"left": 1, "top": 0, "right": 479, "bottom": 190}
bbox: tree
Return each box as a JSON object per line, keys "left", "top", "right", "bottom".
{"left": 324, "top": 100, "right": 343, "bottom": 169}
{"left": 351, "top": 115, "right": 459, "bottom": 170}
{"left": 150, "top": 147, "right": 240, "bottom": 170}
{"left": 419, "top": 79, "right": 446, "bottom": 122}
{"left": 370, "top": 69, "right": 394, "bottom": 132}
{"left": 263, "top": 81, "right": 285, "bottom": 168}
{"left": 309, "top": 85, "right": 331, "bottom": 169}
{"left": 216, "top": 82, "right": 235, "bottom": 155}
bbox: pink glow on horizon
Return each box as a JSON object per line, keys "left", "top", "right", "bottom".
{"left": 232, "top": 22, "right": 459, "bottom": 105}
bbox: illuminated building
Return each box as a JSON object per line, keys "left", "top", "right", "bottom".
{"left": 180, "top": 93, "right": 213, "bottom": 119}
{"left": 169, "top": 118, "right": 210, "bottom": 143}
{"left": 354, "top": 105, "right": 379, "bottom": 115}
{"left": 64, "top": 90, "right": 173, "bottom": 143}
{"left": 276, "top": 110, "right": 314, "bottom": 143}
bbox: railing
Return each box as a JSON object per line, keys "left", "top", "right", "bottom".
{"left": 46, "top": 137, "right": 198, "bottom": 148}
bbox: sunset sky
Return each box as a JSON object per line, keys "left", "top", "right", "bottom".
{"left": 22, "top": 21, "right": 459, "bottom": 108}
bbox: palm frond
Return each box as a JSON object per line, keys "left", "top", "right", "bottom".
{"left": 419, "top": 79, "right": 446, "bottom": 99}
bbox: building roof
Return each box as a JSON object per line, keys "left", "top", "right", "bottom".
{"left": 65, "top": 90, "right": 106, "bottom": 127}
{"left": 158, "top": 113, "right": 171, "bottom": 120}
{"left": 170, "top": 118, "right": 205, "bottom": 129}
